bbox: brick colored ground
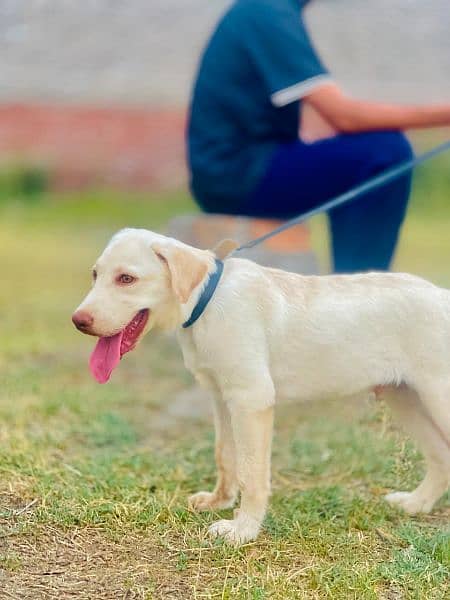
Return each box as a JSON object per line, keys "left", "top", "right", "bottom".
{"left": 0, "top": 103, "right": 186, "bottom": 189}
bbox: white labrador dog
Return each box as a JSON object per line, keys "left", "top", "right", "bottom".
{"left": 73, "top": 228, "right": 450, "bottom": 544}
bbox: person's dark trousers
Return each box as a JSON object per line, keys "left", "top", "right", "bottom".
{"left": 237, "top": 131, "right": 413, "bottom": 273}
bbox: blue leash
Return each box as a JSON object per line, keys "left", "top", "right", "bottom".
{"left": 182, "top": 258, "right": 224, "bottom": 328}
{"left": 183, "top": 138, "right": 450, "bottom": 329}
{"left": 233, "top": 138, "right": 450, "bottom": 254}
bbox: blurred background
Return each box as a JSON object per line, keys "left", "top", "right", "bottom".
{"left": 0, "top": 4, "right": 449, "bottom": 595}
{"left": 0, "top": 0, "right": 449, "bottom": 190}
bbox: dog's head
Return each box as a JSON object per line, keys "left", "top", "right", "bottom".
{"left": 72, "top": 228, "right": 216, "bottom": 383}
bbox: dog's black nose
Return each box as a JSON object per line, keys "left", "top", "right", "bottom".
{"left": 72, "top": 310, "right": 94, "bottom": 332}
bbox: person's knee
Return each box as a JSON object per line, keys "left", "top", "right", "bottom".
{"left": 372, "top": 131, "right": 414, "bottom": 165}
{"left": 386, "top": 131, "right": 413, "bottom": 163}
{"left": 344, "top": 131, "right": 414, "bottom": 182}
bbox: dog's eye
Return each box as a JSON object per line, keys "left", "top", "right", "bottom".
{"left": 117, "top": 274, "right": 136, "bottom": 285}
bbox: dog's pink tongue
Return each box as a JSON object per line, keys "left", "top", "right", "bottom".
{"left": 89, "top": 331, "right": 124, "bottom": 384}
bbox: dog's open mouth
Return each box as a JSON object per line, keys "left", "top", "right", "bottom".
{"left": 89, "top": 309, "right": 149, "bottom": 384}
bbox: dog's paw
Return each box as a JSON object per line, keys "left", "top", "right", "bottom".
{"left": 188, "top": 491, "right": 235, "bottom": 512}
{"left": 384, "top": 491, "right": 434, "bottom": 514}
{"left": 208, "top": 514, "right": 261, "bottom": 545}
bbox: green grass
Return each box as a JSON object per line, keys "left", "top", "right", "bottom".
{"left": 0, "top": 157, "right": 449, "bottom": 598}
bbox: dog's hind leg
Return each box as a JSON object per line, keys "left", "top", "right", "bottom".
{"left": 417, "top": 381, "right": 450, "bottom": 450}
{"left": 384, "top": 385, "right": 450, "bottom": 514}
{"left": 189, "top": 390, "right": 239, "bottom": 512}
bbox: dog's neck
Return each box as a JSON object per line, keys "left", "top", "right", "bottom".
{"left": 151, "top": 259, "right": 223, "bottom": 332}
{"left": 150, "top": 298, "right": 182, "bottom": 332}
{"left": 182, "top": 259, "right": 224, "bottom": 329}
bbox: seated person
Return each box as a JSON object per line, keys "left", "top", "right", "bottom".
{"left": 187, "top": 0, "right": 450, "bottom": 272}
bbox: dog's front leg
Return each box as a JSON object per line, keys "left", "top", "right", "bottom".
{"left": 189, "top": 394, "right": 239, "bottom": 511}
{"left": 208, "top": 404, "right": 274, "bottom": 545}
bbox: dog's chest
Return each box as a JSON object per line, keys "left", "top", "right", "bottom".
{"left": 177, "top": 329, "right": 209, "bottom": 378}
{"left": 177, "top": 328, "right": 225, "bottom": 393}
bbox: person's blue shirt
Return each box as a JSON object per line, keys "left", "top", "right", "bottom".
{"left": 187, "top": 0, "right": 330, "bottom": 210}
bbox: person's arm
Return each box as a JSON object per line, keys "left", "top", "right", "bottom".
{"left": 304, "top": 82, "right": 450, "bottom": 133}
{"left": 300, "top": 102, "right": 338, "bottom": 142}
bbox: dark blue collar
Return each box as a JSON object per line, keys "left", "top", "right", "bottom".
{"left": 182, "top": 259, "right": 224, "bottom": 329}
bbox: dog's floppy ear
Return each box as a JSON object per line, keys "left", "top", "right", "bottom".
{"left": 152, "top": 243, "right": 210, "bottom": 304}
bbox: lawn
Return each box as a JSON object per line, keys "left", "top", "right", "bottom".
{"left": 0, "top": 156, "right": 449, "bottom": 598}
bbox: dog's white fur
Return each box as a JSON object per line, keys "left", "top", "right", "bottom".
{"left": 75, "top": 228, "right": 450, "bottom": 544}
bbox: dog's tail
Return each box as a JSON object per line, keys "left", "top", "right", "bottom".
{"left": 212, "top": 239, "right": 239, "bottom": 260}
